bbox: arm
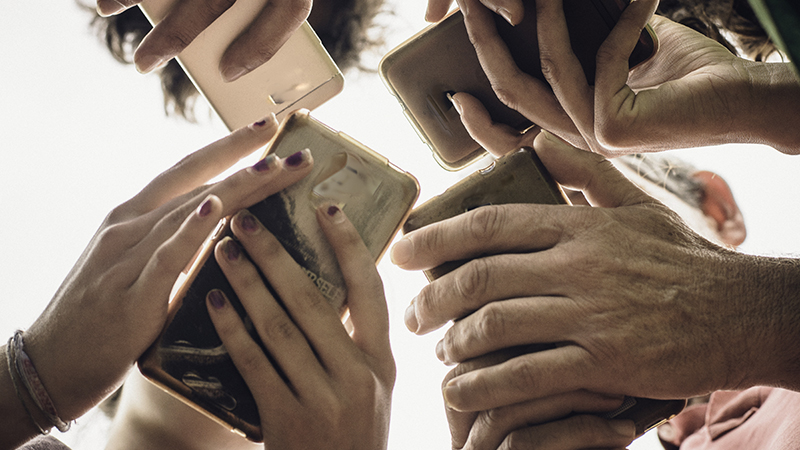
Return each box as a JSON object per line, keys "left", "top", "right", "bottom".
{"left": 392, "top": 131, "right": 800, "bottom": 419}
{"left": 0, "top": 116, "right": 311, "bottom": 450}
{"left": 95, "top": 0, "right": 311, "bottom": 81}
{"left": 454, "top": 0, "right": 800, "bottom": 156}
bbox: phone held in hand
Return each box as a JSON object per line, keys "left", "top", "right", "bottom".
{"left": 380, "top": 0, "right": 658, "bottom": 170}
{"left": 139, "top": 0, "right": 344, "bottom": 131}
{"left": 403, "top": 148, "right": 685, "bottom": 436}
{"left": 138, "top": 110, "right": 420, "bottom": 442}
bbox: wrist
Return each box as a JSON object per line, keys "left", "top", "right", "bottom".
{"left": 0, "top": 341, "right": 54, "bottom": 449}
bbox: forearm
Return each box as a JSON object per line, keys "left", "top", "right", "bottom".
{"left": 732, "top": 61, "right": 800, "bottom": 154}
{"left": 0, "top": 343, "right": 52, "bottom": 450}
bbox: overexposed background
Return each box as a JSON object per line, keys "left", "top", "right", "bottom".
{"left": 2, "top": 1, "right": 800, "bottom": 449}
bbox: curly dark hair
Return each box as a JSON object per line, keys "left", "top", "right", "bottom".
{"left": 656, "top": 0, "right": 779, "bottom": 61}
{"left": 81, "top": 0, "right": 388, "bottom": 121}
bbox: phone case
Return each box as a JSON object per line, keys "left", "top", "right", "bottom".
{"left": 139, "top": 0, "right": 344, "bottom": 131}
{"left": 380, "top": 0, "right": 658, "bottom": 170}
{"left": 403, "top": 150, "right": 684, "bottom": 436}
{"left": 138, "top": 110, "right": 419, "bottom": 442}
{"left": 403, "top": 147, "right": 569, "bottom": 280}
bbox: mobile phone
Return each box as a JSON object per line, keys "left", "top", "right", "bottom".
{"left": 380, "top": 0, "right": 658, "bottom": 170}
{"left": 139, "top": 0, "right": 344, "bottom": 131}
{"left": 403, "top": 149, "right": 684, "bottom": 436}
{"left": 138, "top": 110, "right": 420, "bottom": 442}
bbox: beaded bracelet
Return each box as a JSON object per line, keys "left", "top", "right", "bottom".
{"left": 9, "top": 331, "right": 71, "bottom": 433}
{"left": 6, "top": 334, "right": 49, "bottom": 435}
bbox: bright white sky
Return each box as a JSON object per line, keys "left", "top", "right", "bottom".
{"left": 2, "top": 1, "right": 800, "bottom": 449}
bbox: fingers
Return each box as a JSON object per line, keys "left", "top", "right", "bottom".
{"left": 118, "top": 116, "right": 281, "bottom": 221}
{"left": 453, "top": 92, "right": 538, "bottom": 156}
{"left": 426, "top": 0, "right": 455, "bottom": 22}
{"left": 96, "top": 0, "right": 138, "bottom": 17}
{"left": 315, "top": 205, "right": 392, "bottom": 362}
{"left": 443, "top": 345, "right": 594, "bottom": 412}
{"left": 495, "top": 415, "right": 635, "bottom": 450}
{"left": 465, "top": 392, "right": 628, "bottom": 450}
{"left": 219, "top": 0, "right": 312, "bottom": 82}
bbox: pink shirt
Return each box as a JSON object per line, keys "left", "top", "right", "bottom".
{"left": 658, "top": 387, "right": 800, "bottom": 449}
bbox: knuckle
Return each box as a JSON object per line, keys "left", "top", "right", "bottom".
{"left": 538, "top": 54, "right": 561, "bottom": 86}
{"left": 475, "top": 303, "right": 508, "bottom": 343}
{"left": 454, "top": 258, "right": 492, "bottom": 305}
{"left": 493, "top": 85, "right": 521, "bottom": 111}
{"left": 264, "top": 316, "right": 297, "bottom": 342}
{"left": 467, "top": 206, "right": 506, "bottom": 242}
{"left": 508, "top": 357, "right": 540, "bottom": 396}
{"left": 415, "top": 283, "right": 439, "bottom": 318}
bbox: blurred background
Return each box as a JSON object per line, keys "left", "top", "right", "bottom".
{"left": 2, "top": 1, "right": 799, "bottom": 449}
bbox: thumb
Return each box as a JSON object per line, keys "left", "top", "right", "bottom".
{"left": 534, "top": 131, "right": 654, "bottom": 208}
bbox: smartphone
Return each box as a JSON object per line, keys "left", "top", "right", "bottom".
{"left": 138, "top": 110, "right": 420, "bottom": 442}
{"left": 380, "top": 0, "right": 658, "bottom": 170}
{"left": 403, "top": 148, "right": 685, "bottom": 436}
{"left": 139, "top": 0, "right": 344, "bottom": 131}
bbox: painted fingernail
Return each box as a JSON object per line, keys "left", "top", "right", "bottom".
{"left": 208, "top": 290, "right": 227, "bottom": 310}
{"left": 239, "top": 211, "right": 260, "bottom": 233}
{"left": 404, "top": 298, "right": 419, "bottom": 333}
{"left": 325, "top": 205, "right": 345, "bottom": 224}
{"left": 222, "top": 65, "right": 247, "bottom": 83}
{"left": 446, "top": 92, "right": 463, "bottom": 115}
{"left": 197, "top": 198, "right": 213, "bottom": 218}
{"left": 390, "top": 238, "right": 413, "bottom": 266}
{"left": 250, "top": 154, "right": 277, "bottom": 173}
{"left": 224, "top": 238, "right": 241, "bottom": 261}
{"left": 136, "top": 55, "right": 167, "bottom": 74}
{"left": 249, "top": 113, "right": 276, "bottom": 130}
{"left": 285, "top": 149, "right": 311, "bottom": 168}
{"left": 497, "top": 7, "right": 514, "bottom": 25}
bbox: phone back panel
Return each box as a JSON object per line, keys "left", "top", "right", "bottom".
{"left": 139, "top": 0, "right": 344, "bottom": 131}
{"left": 139, "top": 111, "right": 419, "bottom": 441}
{"left": 380, "top": 0, "right": 657, "bottom": 170}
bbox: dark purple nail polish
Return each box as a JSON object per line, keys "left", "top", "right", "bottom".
{"left": 285, "top": 149, "right": 309, "bottom": 167}
{"left": 252, "top": 155, "right": 276, "bottom": 173}
{"left": 224, "top": 239, "right": 241, "bottom": 261}
{"left": 327, "top": 205, "right": 340, "bottom": 216}
{"left": 240, "top": 212, "right": 259, "bottom": 233}
{"left": 198, "top": 199, "right": 213, "bottom": 217}
{"left": 208, "top": 290, "right": 226, "bottom": 309}
{"left": 252, "top": 119, "right": 267, "bottom": 127}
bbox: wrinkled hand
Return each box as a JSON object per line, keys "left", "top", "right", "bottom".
{"left": 455, "top": 0, "right": 800, "bottom": 156}
{"left": 23, "top": 117, "right": 312, "bottom": 424}
{"left": 443, "top": 346, "right": 634, "bottom": 450}
{"left": 392, "top": 131, "right": 797, "bottom": 415}
{"left": 96, "top": 0, "right": 311, "bottom": 81}
{"left": 207, "top": 206, "right": 395, "bottom": 449}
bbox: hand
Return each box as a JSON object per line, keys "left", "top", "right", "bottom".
{"left": 206, "top": 205, "right": 395, "bottom": 449}
{"left": 425, "top": 0, "right": 522, "bottom": 24}
{"left": 96, "top": 0, "right": 312, "bottom": 81}
{"left": 443, "top": 346, "right": 634, "bottom": 450}
{"left": 455, "top": 0, "right": 800, "bottom": 156}
{"left": 392, "top": 131, "right": 800, "bottom": 413}
{"left": 16, "top": 117, "right": 312, "bottom": 433}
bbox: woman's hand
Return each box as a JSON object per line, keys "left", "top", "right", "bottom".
{"left": 8, "top": 117, "right": 312, "bottom": 443}
{"left": 206, "top": 205, "right": 395, "bottom": 449}
{"left": 96, "top": 0, "right": 311, "bottom": 81}
{"left": 455, "top": 0, "right": 800, "bottom": 156}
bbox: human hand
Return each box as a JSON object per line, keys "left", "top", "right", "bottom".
{"left": 455, "top": 0, "right": 800, "bottom": 156}
{"left": 20, "top": 116, "right": 312, "bottom": 428}
{"left": 392, "top": 131, "right": 798, "bottom": 413}
{"left": 442, "top": 346, "right": 634, "bottom": 450}
{"left": 206, "top": 205, "right": 395, "bottom": 449}
{"left": 425, "top": 0, "right": 522, "bottom": 24}
{"left": 96, "top": 0, "right": 311, "bottom": 81}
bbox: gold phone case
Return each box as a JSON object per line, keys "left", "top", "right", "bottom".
{"left": 139, "top": 110, "right": 419, "bottom": 442}
{"left": 139, "top": 0, "right": 344, "bottom": 131}
{"left": 380, "top": 0, "right": 658, "bottom": 170}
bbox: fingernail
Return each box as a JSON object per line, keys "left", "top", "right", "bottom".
{"left": 285, "top": 149, "right": 311, "bottom": 168}
{"left": 324, "top": 205, "right": 345, "bottom": 224}
{"left": 250, "top": 154, "right": 277, "bottom": 173}
{"left": 238, "top": 211, "right": 260, "bottom": 234}
{"left": 446, "top": 92, "right": 463, "bottom": 115}
{"left": 223, "top": 238, "right": 241, "bottom": 261}
{"left": 390, "top": 238, "right": 413, "bottom": 266}
{"left": 136, "top": 55, "right": 167, "bottom": 74}
{"left": 222, "top": 65, "right": 247, "bottom": 83}
{"left": 96, "top": 0, "right": 125, "bottom": 17}
{"left": 609, "top": 419, "right": 636, "bottom": 438}
{"left": 208, "top": 290, "right": 227, "bottom": 310}
{"left": 497, "top": 7, "right": 514, "bottom": 25}
{"left": 404, "top": 298, "right": 419, "bottom": 333}
{"left": 249, "top": 113, "right": 276, "bottom": 130}
{"left": 442, "top": 380, "right": 462, "bottom": 409}
{"left": 197, "top": 198, "right": 213, "bottom": 218}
